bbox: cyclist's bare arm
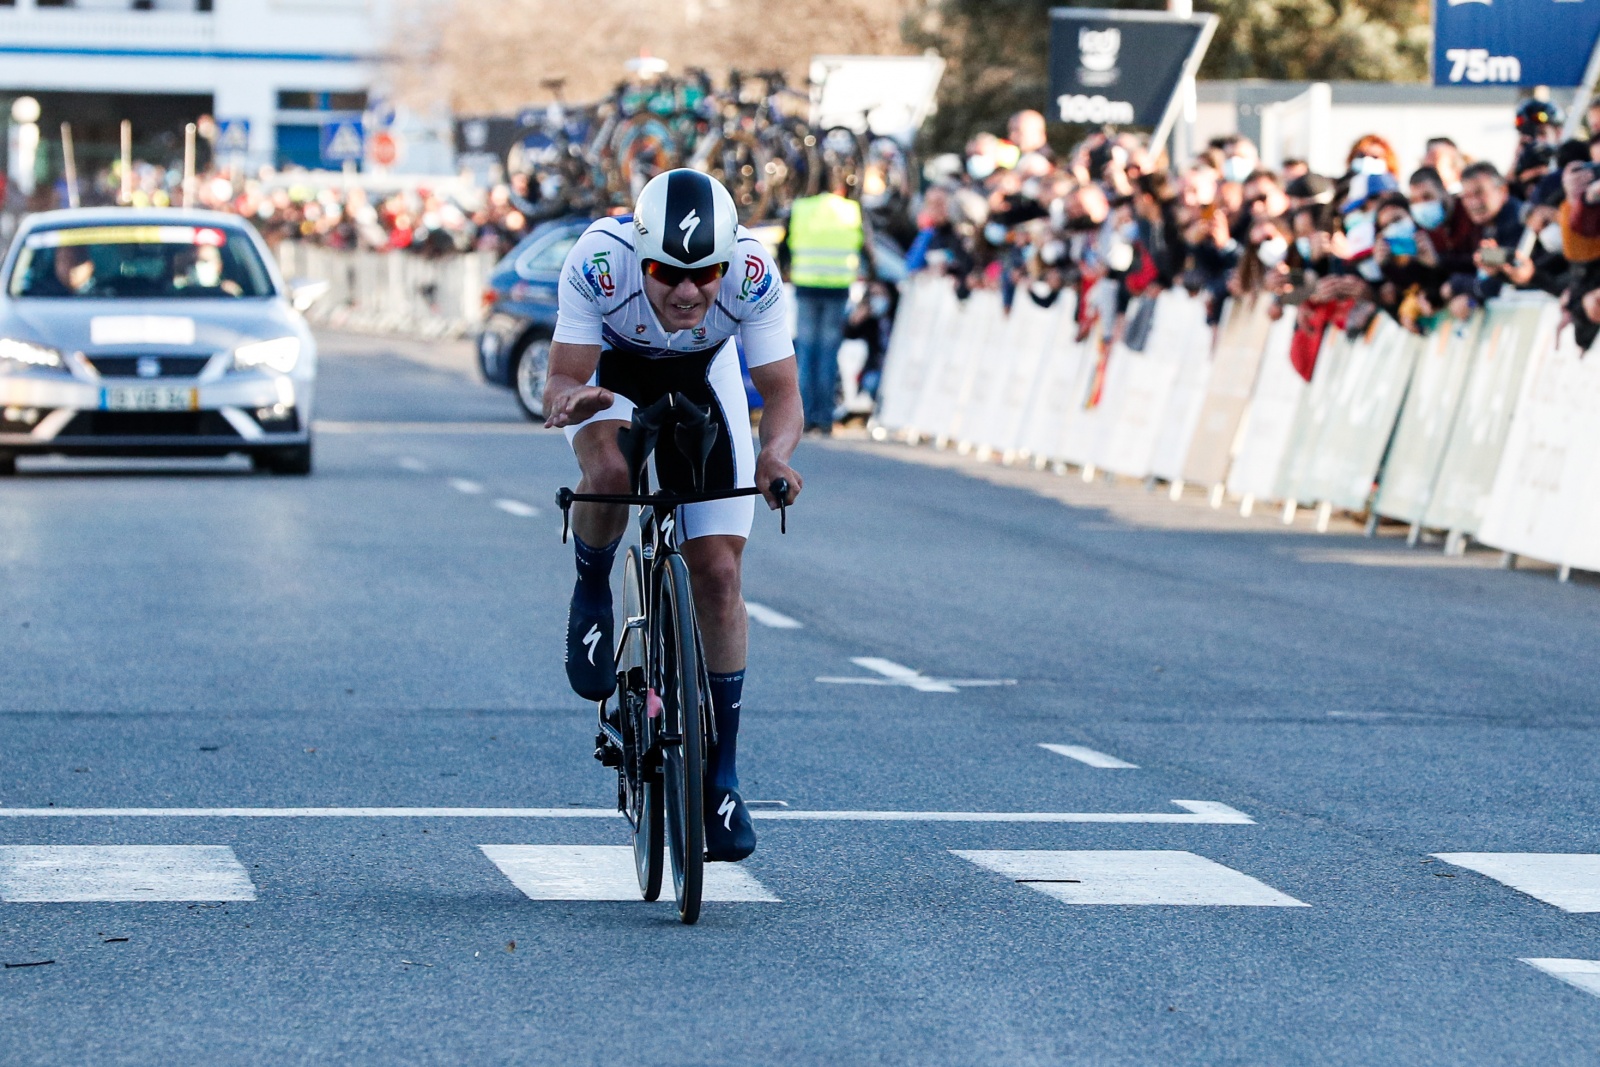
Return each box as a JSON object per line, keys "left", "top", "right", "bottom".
{"left": 543, "top": 341, "right": 614, "bottom": 429}
{"left": 749, "top": 357, "right": 804, "bottom": 510}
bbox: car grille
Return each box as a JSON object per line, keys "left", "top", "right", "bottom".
{"left": 59, "top": 411, "right": 240, "bottom": 438}
{"left": 86, "top": 355, "right": 214, "bottom": 378}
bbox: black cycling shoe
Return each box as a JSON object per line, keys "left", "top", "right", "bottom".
{"left": 565, "top": 598, "right": 615, "bottom": 701}
{"left": 704, "top": 786, "right": 756, "bottom": 862}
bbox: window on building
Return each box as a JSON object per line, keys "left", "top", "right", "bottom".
{"left": 277, "top": 90, "right": 369, "bottom": 113}
{"left": 35, "top": 1, "right": 76, "bottom": 8}
{"left": 197, "top": 0, "right": 213, "bottom": 9}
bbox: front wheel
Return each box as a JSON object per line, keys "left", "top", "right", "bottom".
{"left": 656, "top": 552, "right": 705, "bottom": 925}
{"left": 621, "top": 546, "right": 663, "bottom": 901}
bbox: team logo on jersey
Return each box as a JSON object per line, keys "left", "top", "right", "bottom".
{"left": 739, "top": 254, "right": 771, "bottom": 302}
{"left": 692, "top": 326, "right": 708, "bottom": 340}
{"left": 582, "top": 251, "right": 615, "bottom": 298}
{"left": 635, "top": 324, "right": 648, "bottom": 334}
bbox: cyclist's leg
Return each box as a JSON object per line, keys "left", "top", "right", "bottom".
{"left": 561, "top": 381, "right": 636, "bottom": 700}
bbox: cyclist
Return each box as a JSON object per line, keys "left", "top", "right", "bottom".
{"left": 544, "top": 169, "right": 803, "bottom": 863}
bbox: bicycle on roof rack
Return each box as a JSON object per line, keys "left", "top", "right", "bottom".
{"left": 556, "top": 392, "right": 789, "bottom": 925}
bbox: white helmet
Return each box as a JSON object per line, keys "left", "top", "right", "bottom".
{"left": 632, "top": 169, "right": 738, "bottom": 270}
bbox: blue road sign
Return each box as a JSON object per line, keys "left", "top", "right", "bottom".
{"left": 319, "top": 120, "right": 365, "bottom": 165}
{"left": 215, "top": 118, "right": 251, "bottom": 154}
{"left": 1433, "top": 0, "right": 1600, "bottom": 88}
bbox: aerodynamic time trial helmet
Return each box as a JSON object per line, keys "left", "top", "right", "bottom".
{"left": 632, "top": 169, "right": 738, "bottom": 271}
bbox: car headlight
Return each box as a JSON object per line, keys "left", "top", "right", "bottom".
{"left": 0, "top": 338, "right": 64, "bottom": 372}
{"left": 232, "top": 336, "right": 301, "bottom": 374}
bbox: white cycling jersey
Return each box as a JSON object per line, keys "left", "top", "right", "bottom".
{"left": 552, "top": 216, "right": 793, "bottom": 367}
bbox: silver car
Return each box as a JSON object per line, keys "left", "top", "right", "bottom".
{"left": 0, "top": 207, "right": 324, "bottom": 475}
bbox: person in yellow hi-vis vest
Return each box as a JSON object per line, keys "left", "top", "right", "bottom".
{"left": 781, "top": 176, "right": 872, "bottom": 432}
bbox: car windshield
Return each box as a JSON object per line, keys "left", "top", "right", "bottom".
{"left": 8, "top": 224, "right": 274, "bottom": 300}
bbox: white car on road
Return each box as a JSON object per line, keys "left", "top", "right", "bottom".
{"left": 0, "top": 208, "right": 325, "bottom": 474}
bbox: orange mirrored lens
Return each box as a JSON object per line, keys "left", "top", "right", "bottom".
{"left": 642, "top": 260, "right": 728, "bottom": 286}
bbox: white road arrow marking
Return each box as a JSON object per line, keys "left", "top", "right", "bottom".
{"left": 1039, "top": 743, "right": 1138, "bottom": 769}
{"left": 745, "top": 602, "right": 802, "bottom": 629}
{"left": 816, "top": 657, "right": 1015, "bottom": 693}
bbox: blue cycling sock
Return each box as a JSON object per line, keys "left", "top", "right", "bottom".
{"left": 707, "top": 669, "right": 745, "bottom": 792}
{"left": 572, "top": 534, "right": 620, "bottom": 613}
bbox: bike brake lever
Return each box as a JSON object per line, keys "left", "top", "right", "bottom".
{"left": 769, "top": 477, "right": 789, "bottom": 535}
{"left": 556, "top": 487, "right": 574, "bottom": 543}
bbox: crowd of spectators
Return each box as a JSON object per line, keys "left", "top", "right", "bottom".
{"left": 38, "top": 161, "right": 547, "bottom": 260}
{"left": 905, "top": 97, "right": 1600, "bottom": 374}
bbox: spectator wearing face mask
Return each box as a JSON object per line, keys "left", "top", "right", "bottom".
{"left": 1370, "top": 192, "right": 1442, "bottom": 331}
{"left": 843, "top": 278, "right": 898, "bottom": 402}
{"left": 1407, "top": 166, "right": 1477, "bottom": 277}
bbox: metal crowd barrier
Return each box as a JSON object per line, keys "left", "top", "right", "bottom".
{"left": 872, "top": 278, "right": 1597, "bottom": 580}
{"left": 276, "top": 244, "right": 496, "bottom": 339}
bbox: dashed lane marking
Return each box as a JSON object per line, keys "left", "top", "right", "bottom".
{"left": 953, "top": 850, "right": 1308, "bottom": 907}
{"left": 1522, "top": 959, "right": 1600, "bottom": 999}
{"left": 397, "top": 456, "right": 429, "bottom": 473}
{"left": 0, "top": 845, "right": 256, "bottom": 903}
{"left": 449, "top": 478, "right": 484, "bottom": 494}
{"left": 1432, "top": 853, "right": 1600, "bottom": 912}
{"left": 745, "top": 602, "right": 802, "bottom": 629}
{"left": 816, "top": 657, "right": 1016, "bottom": 693}
{"left": 493, "top": 499, "right": 539, "bottom": 517}
{"left": 317, "top": 421, "right": 543, "bottom": 435}
{"left": 1040, "top": 743, "right": 1138, "bottom": 769}
{"left": 481, "top": 845, "right": 779, "bottom": 902}
{"left": 0, "top": 801, "right": 1254, "bottom": 823}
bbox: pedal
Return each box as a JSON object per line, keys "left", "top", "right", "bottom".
{"left": 593, "top": 732, "right": 622, "bottom": 767}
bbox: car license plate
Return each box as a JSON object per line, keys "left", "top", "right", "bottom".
{"left": 99, "top": 386, "right": 198, "bottom": 412}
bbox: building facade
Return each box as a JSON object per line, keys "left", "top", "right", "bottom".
{"left": 0, "top": 0, "right": 394, "bottom": 180}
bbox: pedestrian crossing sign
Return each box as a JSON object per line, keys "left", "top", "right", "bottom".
{"left": 319, "top": 120, "right": 365, "bottom": 165}
{"left": 215, "top": 118, "right": 250, "bottom": 154}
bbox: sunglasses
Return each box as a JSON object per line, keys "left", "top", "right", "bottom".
{"left": 642, "top": 259, "right": 728, "bottom": 287}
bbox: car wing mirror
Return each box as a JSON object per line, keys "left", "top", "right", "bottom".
{"left": 289, "top": 278, "right": 330, "bottom": 312}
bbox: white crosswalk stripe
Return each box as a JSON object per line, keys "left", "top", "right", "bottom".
{"left": 0, "top": 845, "right": 256, "bottom": 902}
{"left": 1432, "top": 853, "right": 1600, "bottom": 912}
{"left": 480, "top": 845, "right": 780, "bottom": 902}
{"left": 1522, "top": 959, "right": 1600, "bottom": 999}
{"left": 953, "top": 850, "right": 1308, "bottom": 907}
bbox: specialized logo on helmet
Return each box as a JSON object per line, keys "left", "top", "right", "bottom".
{"left": 678, "top": 209, "right": 701, "bottom": 255}
{"left": 739, "top": 254, "right": 771, "bottom": 302}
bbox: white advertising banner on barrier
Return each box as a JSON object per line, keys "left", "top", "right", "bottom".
{"left": 1182, "top": 293, "right": 1274, "bottom": 489}
{"left": 924, "top": 293, "right": 1002, "bottom": 444}
{"left": 875, "top": 277, "right": 952, "bottom": 434}
{"left": 1014, "top": 294, "right": 1088, "bottom": 464}
{"left": 1276, "top": 330, "right": 1351, "bottom": 505}
{"left": 1478, "top": 325, "right": 1600, "bottom": 567}
{"left": 1372, "top": 317, "right": 1480, "bottom": 525}
{"left": 965, "top": 296, "right": 1064, "bottom": 456}
{"left": 1296, "top": 320, "right": 1421, "bottom": 511}
{"left": 1423, "top": 296, "right": 1555, "bottom": 535}
{"left": 1225, "top": 315, "right": 1303, "bottom": 504}
{"left": 1093, "top": 292, "right": 1194, "bottom": 478}
{"left": 1147, "top": 296, "right": 1216, "bottom": 483}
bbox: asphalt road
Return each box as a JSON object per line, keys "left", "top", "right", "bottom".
{"left": 2, "top": 331, "right": 1599, "bottom": 1065}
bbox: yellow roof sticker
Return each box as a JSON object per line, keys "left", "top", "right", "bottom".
{"left": 24, "top": 225, "right": 227, "bottom": 249}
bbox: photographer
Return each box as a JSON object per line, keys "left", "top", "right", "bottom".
{"left": 1510, "top": 99, "right": 1562, "bottom": 201}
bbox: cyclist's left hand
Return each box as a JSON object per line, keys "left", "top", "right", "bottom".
{"left": 755, "top": 453, "right": 802, "bottom": 510}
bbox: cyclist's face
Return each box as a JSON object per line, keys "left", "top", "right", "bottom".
{"left": 643, "top": 271, "right": 720, "bottom": 332}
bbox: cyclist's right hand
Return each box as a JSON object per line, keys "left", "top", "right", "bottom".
{"left": 545, "top": 385, "right": 616, "bottom": 429}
